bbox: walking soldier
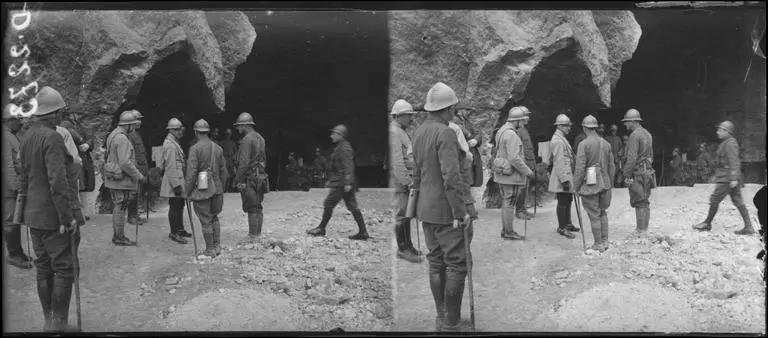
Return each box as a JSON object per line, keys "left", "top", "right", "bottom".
{"left": 548, "top": 114, "right": 580, "bottom": 239}
{"left": 306, "top": 124, "right": 370, "bottom": 240}
{"left": 693, "top": 121, "right": 755, "bottom": 235}
{"left": 389, "top": 99, "right": 422, "bottom": 262}
{"left": 515, "top": 107, "right": 536, "bottom": 220}
{"left": 573, "top": 115, "right": 615, "bottom": 252}
{"left": 18, "top": 87, "right": 79, "bottom": 331}
{"left": 159, "top": 118, "right": 191, "bottom": 244}
{"left": 494, "top": 106, "right": 535, "bottom": 240}
{"left": 126, "top": 110, "right": 149, "bottom": 225}
{"left": 621, "top": 109, "right": 655, "bottom": 234}
{"left": 3, "top": 105, "right": 33, "bottom": 269}
{"left": 233, "top": 112, "right": 268, "bottom": 240}
{"left": 185, "top": 119, "right": 229, "bottom": 257}
{"left": 104, "top": 110, "right": 146, "bottom": 246}
{"left": 412, "top": 82, "right": 472, "bottom": 331}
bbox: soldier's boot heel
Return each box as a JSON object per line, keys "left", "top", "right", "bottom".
{"left": 307, "top": 208, "right": 332, "bottom": 236}
{"left": 693, "top": 204, "right": 717, "bottom": 231}
{"left": 349, "top": 210, "right": 369, "bottom": 240}
{"left": 735, "top": 205, "right": 756, "bottom": 235}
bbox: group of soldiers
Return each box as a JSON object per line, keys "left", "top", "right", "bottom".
{"left": 389, "top": 81, "right": 759, "bottom": 332}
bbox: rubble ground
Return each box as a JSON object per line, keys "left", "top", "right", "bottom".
{"left": 3, "top": 189, "right": 395, "bottom": 332}
{"left": 396, "top": 184, "right": 765, "bottom": 333}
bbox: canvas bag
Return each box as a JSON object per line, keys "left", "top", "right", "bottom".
{"left": 492, "top": 128, "right": 513, "bottom": 176}
{"left": 103, "top": 131, "right": 124, "bottom": 180}
{"left": 586, "top": 141, "right": 604, "bottom": 186}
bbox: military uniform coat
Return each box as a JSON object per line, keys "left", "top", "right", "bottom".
{"left": 159, "top": 134, "right": 186, "bottom": 198}
{"left": 327, "top": 139, "right": 355, "bottom": 188}
{"left": 573, "top": 134, "right": 615, "bottom": 195}
{"left": 18, "top": 121, "right": 74, "bottom": 230}
{"left": 234, "top": 129, "right": 267, "bottom": 185}
{"left": 412, "top": 115, "right": 467, "bottom": 224}
{"left": 713, "top": 135, "right": 742, "bottom": 183}
{"left": 2, "top": 125, "right": 21, "bottom": 198}
{"left": 493, "top": 122, "right": 532, "bottom": 185}
{"left": 623, "top": 126, "right": 654, "bottom": 177}
{"left": 389, "top": 121, "right": 413, "bottom": 192}
{"left": 128, "top": 129, "right": 149, "bottom": 176}
{"left": 185, "top": 137, "right": 229, "bottom": 201}
{"left": 104, "top": 127, "right": 143, "bottom": 191}
{"left": 548, "top": 129, "right": 575, "bottom": 193}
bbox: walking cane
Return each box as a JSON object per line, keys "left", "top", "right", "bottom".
{"left": 184, "top": 199, "right": 198, "bottom": 257}
{"left": 572, "top": 193, "right": 587, "bottom": 250}
{"left": 59, "top": 222, "right": 81, "bottom": 331}
{"left": 462, "top": 218, "right": 476, "bottom": 331}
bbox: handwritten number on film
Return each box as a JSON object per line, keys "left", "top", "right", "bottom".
{"left": 8, "top": 6, "right": 37, "bottom": 118}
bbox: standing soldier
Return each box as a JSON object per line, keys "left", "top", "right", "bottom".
{"left": 126, "top": 110, "right": 149, "bottom": 225}
{"left": 605, "top": 124, "right": 623, "bottom": 187}
{"left": 693, "top": 121, "right": 755, "bottom": 235}
{"left": 306, "top": 124, "right": 370, "bottom": 240}
{"left": 185, "top": 119, "right": 229, "bottom": 257}
{"left": 159, "top": 118, "right": 190, "bottom": 244}
{"left": 104, "top": 111, "right": 146, "bottom": 246}
{"left": 389, "top": 99, "right": 421, "bottom": 263}
{"left": 695, "top": 142, "right": 713, "bottom": 183}
{"left": 573, "top": 115, "right": 615, "bottom": 251}
{"left": 515, "top": 107, "right": 536, "bottom": 219}
{"left": 233, "top": 112, "right": 268, "bottom": 241}
{"left": 494, "top": 107, "right": 535, "bottom": 240}
{"left": 621, "top": 109, "right": 655, "bottom": 234}
{"left": 18, "top": 87, "right": 79, "bottom": 331}
{"left": 219, "top": 128, "right": 238, "bottom": 191}
{"left": 548, "top": 114, "right": 580, "bottom": 239}
{"left": 3, "top": 105, "right": 33, "bottom": 269}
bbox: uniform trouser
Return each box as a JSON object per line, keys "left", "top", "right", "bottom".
{"left": 30, "top": 227, "right": 79, "bottom": 324}
{"left": 127, "top": 183, "right": 145, "bottom": 218}
{"left": 580, "top": 190, "right": 612, "bottom": 243}
{"left": 709, "top": 183, "right": 745, "bottom": 207}
{"left": 555, "top": 192, "right": 573, "bottom": 228}
{"left": 192, "top": 194, "right": 224, "bottom": 235}
{"left": 324, "top": 186, "right": 359, "bottom": 211}
{"left": 628, "top": 173, "right": 654, "bottom": 208}
{"left": 110, "top": 189, "right": 135, "bottom": 238}
{"left": 500, "top": 184, "right": 520, "bottom": 236}
{"left": 240, "top": 183, "right": 264, "bottom": 213}
{"left": 3, "top": 194, "right": 25, "bottom": 258}
{"left": 423, "top": 222, "right": 473, "bottom": 325}
{"left": 394, "top": 190, "right": 415, "bottom": 251}
{"left": 168, "top": 197, "right": 186, "bottom": 234}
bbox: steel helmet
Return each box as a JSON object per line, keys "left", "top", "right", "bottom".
{"left": 118, "top": 110, "right": 139, "bottom": 125}
{"left": 131, "top": 110, "right": 144, "bottom": 119}
{"left": 233, "top": 112, "right": 255, "bottom": 126}
{"left": 716, "top": 120, "right": 735, "bottom": 135}
{"left": 2, "top": 104, "right": 16, "bottom": 120}
{"left": 424, "top": 82, "right": 459, "bottom": 112}
{"left": 582, "top": 115, "right": 598, "bottom": 128}
{"left": 554, "top": 114, "right": 572, "bottom": 126}
{"left": 166, "top": 117, "right": 183, "bottom": 129}
{"left": 507, "top": 106, "right": 527, "bottom": 121}
{"left": 330, "top": 124, "right": 348, "bottom": 138}
{"left": 521, "top": 106, "right": 531, "bottom": 115}
{"left": 390, "top": 99, "right": 415, "bottom": 115}
{"left": 193, "top": 119, "right": 210, "bottom": 132}
{"left": 34, "top": 86, "right": 66, "bottom": 116}
{"left": 621, "top": 108, "right": 642, "bottom": 122}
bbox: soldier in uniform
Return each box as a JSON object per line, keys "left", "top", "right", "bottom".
{"left": 515, "top": 107, "right": 536, "bottom": 220}
{"left": 389, "top": 99, "right": 421, "bottom": 263}
{"left": 18, "top": 87, "right": 79, "bottom": 331}
{"left": 126, "top": 110, "right": 149, "bottom": 225}
{"left": 495, "top": 106, "right": 535, "bottom": 241}
{"left": 548, "top": 114, "right": 580, "bottom": 239}
{"left": 573, "top": 115, "right": 615, "bottom": 252}
{"left": 218, "top": 128, "right": 238, "bottom": 191}
{"left": 695, "top": 142, "right": 714, "bottom": 183}
{"left": 185, "top": 119, "right": 229, "bottom": 257}
{"left": 233, "top": 113, "right": 268, "bottom": 241}
{"left": 159, "top": 118, "right": 190, "bottom": 244}
{"left": 693, "top": 121, "right": 755, "bottom": 235}
{"left": 3, "top": 105, "right": 33, "bottom": 269}
{"left": 605, "top": 124, "right": 623, "bottom": 187}
{"left": 104, "top": 111, "right": 146, "bottom": 246}
{"left": 411, "top": 82, "right": 473, "bottom": 331}
{"left": 306, "top": 124, "right": 370, "bottom": 240}
{"left": 621, "top": 109, "right": 655, "bottom": 234}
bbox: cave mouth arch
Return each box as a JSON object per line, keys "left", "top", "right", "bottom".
{"left": 226, "top": 11, "right": 390, "bottom": 189}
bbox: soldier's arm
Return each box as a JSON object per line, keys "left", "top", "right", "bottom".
{"left": 169, "top": 148, "right": 185, "bottom": 190}
{"left": 573, "top": 142, "right": 587, "bottom": 192}
{"left": 235, "top": 139, "right": 251, "bottom": 184}
{"left": 184, "top": 146, "right": 198, "bottom": 196}
{"left": 389, "top": 130, "right": 412, "bottom": 186}
{"left": 116, "top": 135, "right": 143, "bottom": 180}
{"left": 342, "top": 143, "right": 355, "bottom": 186}
{"left": 507, "top": 133, "right": 533, "bottom": 176}
{"left": 437, "top": 129, "right": 467, "bottom": 220}
{"left": 623, "top": 134, "right": 639, "bottom": 177}
{"left": 45, "top": 133, "right": 74, "bottom": 226}
{"left": 726, "top": 140, "right": 741, "bottom": 182}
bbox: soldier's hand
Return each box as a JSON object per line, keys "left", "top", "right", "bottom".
{"left": 138, "top": 175, "right": 147, "bottom": 184}
{"left": 60, "top": 219, "right": 78, "bottom": 234}
{"left": 78, "top": 143, "right": 90, "bottom": 152}
{"left": 237, "top": 183, "right": 247, "bottom": 192}
{"left": 344, "top": 185, "right": 352, "bottom": 192}
{"left": 452, "top": 214, "right": 471, "bottom": 229}
{"left": 173, "top": 186, "right": 183, "bottom": 196}
{"left": 562, "top": 181, "right": 571, "bottom": 192}
{"left": 625, "top": 178, "right": 634, "bottom": 186}
{"left": 730, "top": 180, "right": 738, "bottom": 188}
{"left": 468, "top": 139, "right": 478, "bottom": 148}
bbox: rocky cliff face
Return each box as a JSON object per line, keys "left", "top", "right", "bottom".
{"left": 5, "top": 10, "right": 255, "bottom": 130}
{"left": 389, "top": 10, "right": 641, "bottom": 139}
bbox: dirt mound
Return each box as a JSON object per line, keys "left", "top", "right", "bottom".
{"left": 543, "top": 282, "right": 695, "bottom": 332}
{"left": 163, "top": 288, "right": 308, "bottom": 331}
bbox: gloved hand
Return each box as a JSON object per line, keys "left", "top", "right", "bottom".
{"left": 173, "top": 185, "right": 183, "bottom": 196}
{"left": 562, "top": 181, "right": 571, "bottom": 192}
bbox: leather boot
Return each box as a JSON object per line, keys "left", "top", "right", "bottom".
{"left": 589, "top": 220, "right": 603, "bottom": 251}
{"left": 693, "top": 203, "right": 718, "bottom": 231}
{"left": 307, "top": 208, "right": 332, "bottom": 236}
{"left": 5, "top": 227, "right": 33, "bottom": 269}
{"left": 442, "top": 276, "right": 467, "bottom": 331}
{"left": 642, "top": 208, "right": 651, "bottom": 231}
{"left": 735, "top": 205, "right": 756, "bottom": 235}
{"left": 395, "top": 218, "right": 408, "bottom": 251}
{"left": 202, "top": 232, "right": 216, "bottom": 257}
{"left": 50, "top": 279, "right": 75, "bottom": 332}
{"left": 404, "top": 220, "right": 422, "bottom": 256}
{"left": 213, "top": 218, "right": 222, "bottom": 256}
{"left": 349, "top": 210, "right": 370, "bottom": 240}
{"left": 634, "top": 208, "right": 648, "bottom": 233}
{"left": 556, "top": 205, "right": 567, "bottom": 230}
{"left": 429, "top": 271, "right": 446, "bottom": 331}
{"left": 600, "top": 213, "right": 609, "bottom": 251}
{"left": 37, "top": 277, "right": 54, "bottom": 331}
{"left": 248, "top": 212, "right": 261, "bottom": 239}
{"left": 113, "top": 211, "right": 136, "bottom": 246}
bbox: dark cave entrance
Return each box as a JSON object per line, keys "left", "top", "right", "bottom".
{"left": 226, "top": 11, "right": 390, "bottom": 189}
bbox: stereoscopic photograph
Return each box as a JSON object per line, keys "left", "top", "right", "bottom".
{"left": 2, "top": 1, "right": 766, "bottom": 335}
